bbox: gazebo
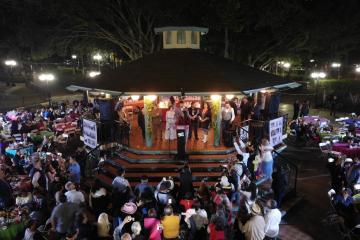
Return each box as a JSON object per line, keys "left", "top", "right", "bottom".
{"left": 68, "top": 26, "right": 299, "bottom": 150}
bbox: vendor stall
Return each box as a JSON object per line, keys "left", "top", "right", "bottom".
{"left": 332, "top": 143, "right": 360, "bottom": 158}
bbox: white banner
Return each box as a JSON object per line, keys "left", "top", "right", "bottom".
{"left": 83, "top": 119, "right": 97, "bottom": 148}
{"left": 269, "top": 117, "right": 283, "bottom": 146}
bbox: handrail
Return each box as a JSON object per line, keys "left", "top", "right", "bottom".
{"left": 273, "top": 149, "right": 298, "bottom": 198}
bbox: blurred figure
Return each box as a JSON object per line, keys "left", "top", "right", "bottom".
{"left": 293, "top": 100, "right": 300, "bottom": 120}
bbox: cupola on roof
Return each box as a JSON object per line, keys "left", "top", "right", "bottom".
{"left": 154, "top": 26, "right": 209, "bottom": 50}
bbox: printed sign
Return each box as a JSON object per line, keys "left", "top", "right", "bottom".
{"left": 269, "top": 117, "right": 283, "bottom": 146}
{"left": 83, "top": 119, "right": 97, "bottom": 148}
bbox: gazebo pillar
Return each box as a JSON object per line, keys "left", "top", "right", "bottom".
{"left": 143, "top": 95, "right": 156, "bottom": 147}
{"left": 210, "top": 95, "right": 222, "bottom": 147}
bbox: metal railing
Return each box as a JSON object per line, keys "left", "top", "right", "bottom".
{"left": 273, "top": 150, "right": 298, "bottom": 198}
{"left": 234, "top": 114, "right": 298, "bottom": 198}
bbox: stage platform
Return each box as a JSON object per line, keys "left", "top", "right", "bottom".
{"left": 127, "top": 118, "right": 235, "bottom": 155}
{"left": 95, "top": 117, "right": 287, "bottom": 190}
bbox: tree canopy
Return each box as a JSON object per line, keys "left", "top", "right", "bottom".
{"left": 1, "top": 0, "right": 360, "bottom": 67}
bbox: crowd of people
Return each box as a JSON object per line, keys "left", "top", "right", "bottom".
{"left": 320, "top": 113, "right": 360, "bottom": 237}
{"left": 0, "top": 97, "right": 288, "bottom": 240}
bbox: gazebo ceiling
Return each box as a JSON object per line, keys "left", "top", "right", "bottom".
{"left": 68, "top": 49, "right": 299, "bottom": 95}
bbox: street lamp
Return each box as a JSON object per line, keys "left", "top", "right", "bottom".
{"left": 311, "top": 71, "right": 326, "bottom": 107}
{"left": 38, "top": 73, "right": 55, "bottom": 106}
{"left": 88, "top": 71, "right": 101, "bottom": 78}
{"left": 331, "top": 62, "right": 341, "bottom": 80}
{"left": 93, "top": 53, "right": 102, "bottom": 71}
{"left": 4, "top": 60, "right": 17, "bottom": 86}
{"left": 276, "top": 61, "right": 291, "bottom": 76}
{"left": 4, "top": 60, "right": 17, "bottom": 67}
{"left": 356, "top": 66, "right": 360, "bottom": 73}
{"left": 282, "top": 62, "right": 291, "bottom": 69}
{"left": 71, "top": 55, "right": 78, "bottom": 74}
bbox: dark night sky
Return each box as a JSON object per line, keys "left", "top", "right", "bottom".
{"left": 0, "top": 0, "right": 359, "bottom": 66}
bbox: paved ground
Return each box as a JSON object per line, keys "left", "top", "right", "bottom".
{"left": 277, "top": 104, "right": 344, "bottom": 240}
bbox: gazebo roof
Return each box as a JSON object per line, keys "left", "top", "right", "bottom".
{"left": 68, "top": 49, "right": 299, "bottom": 95}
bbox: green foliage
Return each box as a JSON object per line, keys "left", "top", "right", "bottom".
{"left": 143, "top": 97, "right": 154, "bottom": 147}
{"left": 210, "top": 98, "right": 222, "bottom": 147}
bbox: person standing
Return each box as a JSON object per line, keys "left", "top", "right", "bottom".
{"left": 222, "top": 102, "right": 235, "bottom": 131}
{"left": 0, "top": 167, "right": 13, "bottom": 209}
{"left": 161, "top": 205, "right": 181, "bottom": 239}
{"left": 68, "top": 156, "right": 81, "bottom": 185}
{"left": 264, "top": 199, "right": 282, "bottom": 239}
{"left": 330, "top": 95, "right": 337, "bottom": 117}
{"left": 31, "top": 159, "right": 47, "bottom": 192}
{"left": 188, "top": 102, "right": 200, "bottom": 140}
{"left": 50, "top": 194, "right": 79, "bottom": 239}
{"left": 137, "top": 107, "right": 145, "bottom": 140}
{"left": 240, "top": 97, "right": 252, "bottom": 122}
{"left": 293, "top": 100, "right": 300, "bottom": 120}
{"left": 178, "top": 164, "right": 194, "bottom": 198}
{"left": 151, "top": 104, "right": 162, "bottom": 142}
{"left": 64, "top": 181, "right": 85, "bottom": 205}
{"left": 300, "top": 100, "right": 310, "bottom": 117}
{"left": 165, "top": 105, "right": 177, "bottom": 140}
{"left": 177, "top": 101, "right": 191, "bottom": 140}
{"left": 199, "top": 102, "right": 212, "bottom": 143}
{"left": 271, "top": 165, "right": 288, "bottom": 208}
{"left": 112, "top": 167, "right": 130, "bottom": 193}
{"left": 259, "top": 139, "right": 274, "bottom": 180}
{"left": 239, "top": 203, "right": 266, "bottom": 240}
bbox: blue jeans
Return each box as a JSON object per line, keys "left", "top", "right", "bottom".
{"left": 262, "top": 160, "right": 273, "bottom": 180}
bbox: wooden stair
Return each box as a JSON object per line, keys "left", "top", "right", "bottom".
{"left": 95, "top": 147, "right": 235, "bottom": 190}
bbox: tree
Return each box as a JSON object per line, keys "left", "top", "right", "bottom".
{"left": 53, "top": 0, "right": 160, "bottom": 61}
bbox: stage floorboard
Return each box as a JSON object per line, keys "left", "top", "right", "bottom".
{"left": 128, "top": 118, "right": 234, "bottom": 154}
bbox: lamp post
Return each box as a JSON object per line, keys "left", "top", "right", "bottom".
{"left": 276, "top": 61, "right": 291, "bottom": 77}
{"left": 331, "top": 62, "right": 341, "bottom": 80}
{"left": 38, "top": 73, "right": 55, "bottom": 106}
{"left": 93, "top": 54, "right": 102, "bottom": 72}
{"left": 355, "top": 65, "right": 360, "bottom": 80}
{"left": 71, "top": 55, "right": 77, "bottom": 74}
{"left": 4, "top": 60, "right": 17, "bottom": 86}
{"left": 88, "top": 71, "right": 101, "bottom": 78}
{"left": 310, "top": 71, "right": 326, "bottom": 107}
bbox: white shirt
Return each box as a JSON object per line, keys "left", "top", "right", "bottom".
{"left": 234, "top": 141, "right": 250, "bottom": 166}
{"left": 222, "top": 107, "right": 235, "bottom": 122}
{"left": 65, "top": 189, "right": 85, "bottom": 204}
{"left": 239, "top": 215, "right": 266, "bottom": 240}
{"left": 260, "top": 144, "right": 274, "bottom": 162}
{"left": 264, "top": 208, "right": 282, "bottom": 238}
{"left": 184, "top": 208, "right": 208, "bottom": 228}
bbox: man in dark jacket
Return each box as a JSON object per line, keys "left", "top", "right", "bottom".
{"left": 0, "top": 167, "right": 13, "bottom": 209}
{"left": 293, "top": 100, "right": 300, "bottom": 120}
{"left": 188, "top": 102, "right": 200, "bottom": 140}
{"left": 137, "top": 107, "right": 145, "bottom": 139}
{"left": 271, "top": 165, "right": 288, "bottom": 208}
{"left": 179, "top": 164, "right": 194, "bottom": 198}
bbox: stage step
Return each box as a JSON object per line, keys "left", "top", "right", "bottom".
{"left": 116, "top": 151, "right": 235, "bottom": 164}
{"left": 122, "top": 146, "right": 235, "bottom": 156}
{"left": 96, "top": 173, "right": 217, "bottom": 188}
{"left": 96, "top": 146, "right": 236, "bottom": 192}
{"left": 100, "top": 162, "right": 223, "bottom": 183}
{"left": 110, "top": 158, "right": 225, "bottom": 169}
